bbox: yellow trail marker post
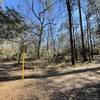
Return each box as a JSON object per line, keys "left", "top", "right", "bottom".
{"left": 22, "top": 45, "right": 26, "bottom": 80}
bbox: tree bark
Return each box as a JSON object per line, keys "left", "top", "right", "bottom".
{"left": 66, "top": 0, "right": 75, "bottom": 65}
{"left": 86, "top": 16, "right": 91, "bottom": 62}
{"left": 88, "top": 18, "right": 93, "bottom": 59}
{"left": 78, "top": 0, "right": 87, "bottom": 62}
{"left": 46, "top": 32, "right": 49, "bottom": 51}
{"left": 37, "top": 34, "right": 42, "bottom": 58}
{"left": 73, "top": 27, "right": 77, "bottom": 60}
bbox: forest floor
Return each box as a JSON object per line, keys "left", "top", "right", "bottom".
{"left": 0, "top": 55, "right": 100, "bottom": 100}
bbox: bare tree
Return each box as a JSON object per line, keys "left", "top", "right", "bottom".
{"left": 24, "top": 0, "right": 56, "bottom": 58}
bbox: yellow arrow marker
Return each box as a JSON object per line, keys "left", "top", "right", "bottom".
{"left": 22, "top": 46, "right": 26, "bottom": 80}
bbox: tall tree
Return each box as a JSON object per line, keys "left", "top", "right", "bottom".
{"left": 66, "top": 0, "right": 75, "bottom": 65}
{"left": 78, "top": 0, "right": 87, "bottom": 62}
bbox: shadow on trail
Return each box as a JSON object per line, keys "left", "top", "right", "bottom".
{"left": 0, "top": 65, "right": 100, "bottom": 82}
{"left": 0, "top": 63, "right": 21, "bottom": 70}
{"left": 50, "top": 82, "right": 100, "bottom": 100}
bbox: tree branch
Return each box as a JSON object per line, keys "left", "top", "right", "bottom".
{"left": 24, "top": 0, "right": 40, "bottom": 21}
{"left": 39, "top": 0, "right": 58, "bottom": 15}
{"left": 43, "top": 22, "right": 56, "bottom": 28}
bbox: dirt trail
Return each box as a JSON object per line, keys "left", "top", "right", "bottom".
{"left": 0, "top": 62, "right": 100, "bottom": 100}
{"left": 0, "top": 55, "right": 100, "bottom": 100}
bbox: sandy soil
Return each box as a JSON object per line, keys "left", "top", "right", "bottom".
{"left": 0, "top": 56, "right": 100, "bottom": 100}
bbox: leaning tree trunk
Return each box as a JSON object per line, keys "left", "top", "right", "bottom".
{"left": 78, "top": 0, "right": 87, "bottom": 62}
{"left": 66, "top": 0, "right": 75, "bottom": 65}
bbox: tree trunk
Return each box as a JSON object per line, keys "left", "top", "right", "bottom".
{"left": 96, "top": 10, "right": 100, "bottom": 39}
{"left": 78, "top": 0, "right": 87, "bottom": 62}
{"left": 37, "top": 34, "right": 42, "bottom": 58}
{"left": 88, "top": 18, "right": 93, "bottom": 59}
{"left": 86, "top": 16, "right": 91, "bottom": 62}
{"left": 46, "top": 32, "right": 49, "bottom": 51}
{"left": 18, "top": 52, "right": 22, "bottom": 64}
{"left": 73, "top": 27, "right": 77, "bottom": 60}
{"left": 49, "top": 22, "right": 56, "bottom": 52}
{"left": 66, "top": 0, "right": 75, "bottom": 65}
